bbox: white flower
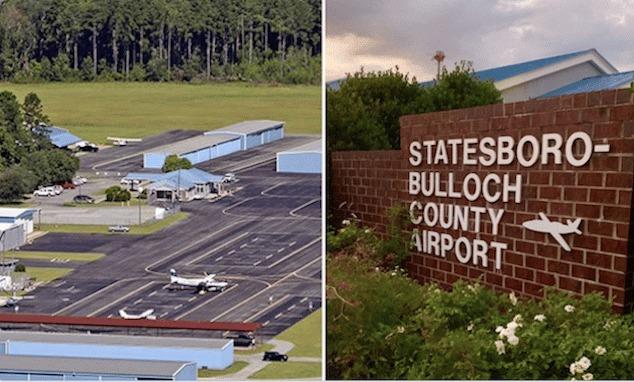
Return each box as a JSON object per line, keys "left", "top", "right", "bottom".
{"left": 375, "top": 267, "right": 380, "bottom": 272}
{"left": 364, "top": 229, "right": 371, "bottom": 234}
{"left": 565, "top": 304, "right": 575, "bottom": 313}
{"left": 509, "top": 292, "right": 518, "bottom": 306}
{"left": 494, "top": 340, "right": 506, "bottom": 355}
{"left": 512, "top": 314, "right": 523, "bottom": 324}
{"left": 603, "top": 320, "right": 614, "bottom": 329}
{"left": 397, "top": 326, "right": 405, "bottom": 333}
{"left": 495, "top": 326, "right": 504, "bottom": 333}
{"left": 582, "top": 373, "right": 593, "bottom": 381}
{"left": 507, "top": 321, "right": 520, "bottom": 331}
{"left": 467, "top": 322, "right": 474, "bottom": 332}
{"left": 570, "top": 363, "right": 583, "bottom": 375}
{"left": 577, "top": 356, "right": 591, "bottom": 371}
{"left": 534, "top": 314, "right": 546, "bottom": 322}
{"left": 390, "top": 271, "right": 397, "bottom": 276}
{"left": 507, "top": 335, "right": 519, "bottom": 346}
{"left": 342, "top": 219, "right": 351, "bottom": 226}
{"left": 594, "top": 346, "right": 606, "bottom": 355}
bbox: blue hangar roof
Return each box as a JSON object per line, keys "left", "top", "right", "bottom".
{"left": 126, "top": 168, "right": 223, "bottom": 190}
{"left": 539, "top": 70, "right": 634, "bottom": 98}
{"left": 35, "top": 125, "right": 83, "bottom": 148}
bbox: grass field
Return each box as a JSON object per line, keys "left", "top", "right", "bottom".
{"left": 276, "top": 309, "right": 321, "bottom": 357}
{"left": 198, "top": 361, "right": 249, "bottom": 378}
{"left": 13, "top": 267, "right": 73, "bottom": 283}
{"left": 6, "top": 251, "right": 104, "bottom": 262}
{"left": 0, "top": 82, "right": 321, "bottom": 143}
{"left": 39, "top": 211, "right": 188, "bottom": 235}
{"left": 249, "top": 362, "right": 321, "bottom": 380}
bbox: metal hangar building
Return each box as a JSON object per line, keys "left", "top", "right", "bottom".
{"left": 277, "top": 139, "right": 322, "bottom": 174}
{"left": 204, "top": 120, "right": 284, "bottom": 149}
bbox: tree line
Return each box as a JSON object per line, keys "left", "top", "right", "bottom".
{"left": 0, "top": 0, "right": 321, "bottom": 84}
{"left": 0, "top": 91, "right": 79, "bottom": 203}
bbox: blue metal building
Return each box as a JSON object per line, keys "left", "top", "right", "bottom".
{"left": 125, "top": 168, "right": 226, "bottom": 202}
{"left": 143, "top": 133, "right": 242, "bottom": 169}
{"left": 0, "top": 331, "right": 233, "bottom": 370}
{"left": 204, "top": 120, "right": 285, "bottom": 150}
{"left": 0, "top": 355, "right": 197, "bottom": 381}
{"left": 276, "top": 139, "right": 322, "bottom": 174}
{"left": 35, "top": 125, "right": 83, "bottom": 148}
{"left": 539, "top": 70, "right": 634, "bottom": 98}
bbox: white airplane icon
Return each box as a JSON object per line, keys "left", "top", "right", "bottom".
{"left": 522, "top": 212, "right": 582, "bottom": 252}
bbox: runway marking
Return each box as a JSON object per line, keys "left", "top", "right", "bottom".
{"left": 133, "top": 298, "right": 143, "bottom": 305}
{"left": 253, "top": 261, "right": 261, "bottom": 266}
{"left": 252, "top": 238, "right": 258, "bottom": 242}
{"left": 54, "top": 279, "right": 133, "bottom": 315}
{"left": 277, "top": 248, "right": 285, "bottom": 253}
{"left": 289, "top": 241, "right": 296, "bottom": 247}
{"left": 289, "top": 198, "right": 321, "bottom": 218}
{"left": 215, "top": 256, "right": 223, "bottom": 262}
{"left": 185, "top": 232, "right": 250, "bottom": 266}
{"left": 275, "top": 313, "right": 283, "bottom": 319}
{"left": 173, "top": 284, "right": 237, "bottom": 320}
{"left": 53, "top": 281, "right": 66, "bottom": 288}
{"left": 287, "top": 305, "right": 296, "bottom": 311}
{"left": 160, "top": 312, "right": 169, "bottom": 318}
{"left": 300, "top": 297, "right": 307, "bottom": 303}
{"left": 244, "top": 294, "right": 290, "bottom": 322}
{"left": 174, "top": 304, "right": 183, "bottom": 310}
{"left": 263, "top": 321, "right": 270, "bottom": 326}
{"left": 188, "top": 296, "right": 197, "bottom": 302}
{"left": 148, "top": 291, "right": 157, "bottom": 297}
{"left": 266, "top": 238, "right": 320, "bottom": 269}
{"left": 240, "top": 244, "right": 247, "bottom": 249}
{"left": 228, "top": 250, "right": 236, "bottom": 255}
{"left": 86, "top": 281, "right": 158, "bottom": 317}
{"left": 145, "top": 220, "right": 246, "bottom": 274}
{"left": 265, "top": 255, "right": 273, "bottom": 259}
{"left": 211, "top": 257, "right": 320, "bottom": 322}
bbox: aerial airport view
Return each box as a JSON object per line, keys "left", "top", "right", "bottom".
{"left": 0, "top": 0, "right": 322, "bottom": 380}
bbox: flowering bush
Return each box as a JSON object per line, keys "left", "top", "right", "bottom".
{"left": 327, "top": 226, "right": 634, "bottom": 380}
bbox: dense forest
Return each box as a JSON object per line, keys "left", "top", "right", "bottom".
{"left": 0, "top": 0, "right": 321, "bottom": 84}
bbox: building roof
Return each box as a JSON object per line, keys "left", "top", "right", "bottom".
{"left": 278, "top": 139, "right": 322, "bottom": 154}
{"left": 36, "top": 125, "right": 83, "bottom": 148}
{"left": 0, "top": 313, "right": 261, "bottom": 332}
{"left": 146, "top": 133, "right": 240, "bottom": 156}
{"left": 539, "top": 70, "right": 634, "bottom": 98}
{"left": 127, "top": 168, "right": 223, "bottom": 190}
{"left": 0, "top": 330, "right": 231, "bottom": 349}
{"left": 0, "top": 355, "right": 193, "bottom": 378}
{"left": 205, "top": 120, "right": 284, "bottom": 136}
{"left": 0, "top": 208, "right": 38, "bottom": 219}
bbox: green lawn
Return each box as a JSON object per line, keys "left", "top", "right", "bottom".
{"left": 39, "top": 211, "right": 188, "bottom": 235}
{"left": 63, "top": 199, "right": 147, "bottom": 208}
{"left": 197, "top": 361, "right": 248, "bottom": 378}
{"left": 1, "top": 82, "right": 321, "bottom": 143}
{"left": 249, "top": 362, "right": 321, "bottom": 380}
{"left": 6, "top": 251, "right": 104, "bottom": 262}
{"left": 276, "top": 309, "right": 322, "bottom": 357}
{"left": 13, "top": 267, "right": 73, "bottom": 283}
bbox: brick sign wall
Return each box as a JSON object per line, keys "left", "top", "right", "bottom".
{"left": 331, "top": 89, "right": 634, "bottom": 311}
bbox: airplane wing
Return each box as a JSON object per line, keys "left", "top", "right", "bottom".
{"left": 549, "top": 232, "right": 571, "bottom": 252}
{"left": 538, "top": 212, "right": 550, "bottom": 222}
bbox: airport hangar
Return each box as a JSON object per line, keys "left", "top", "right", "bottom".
{"left": 143, "top": 120, "right": 284, "bottom": 169}
{"left": 0, "top": 208, "right": 39, "bottom": 252}
{"left": 277, "top": 139, "right": 322, "bottom": 174}
{"left": 0, "top": 355, "right": 196, "bottom": 381}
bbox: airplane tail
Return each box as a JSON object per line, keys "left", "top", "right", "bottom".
{"left": 567, "top": 218, "right": 582, "bottom": 234}
{"left": 118, "top": 309, "right": 129, "bottom": 318}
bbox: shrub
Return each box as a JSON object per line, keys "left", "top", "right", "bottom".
{"left": 105, "top": 186, "right": 131, "bottom": 202}
{"left": 327, "top": 220, "right": 634, "bottom": 380}
{"left": 161, "top": 154, "right": 192, "bottom": 172}
{"left": 14, "top": 264, "right": 25, "bottom": 272}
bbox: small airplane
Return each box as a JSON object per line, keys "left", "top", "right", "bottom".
{"left": 0, "top": 275, "right": 14, "bottom": 291}
{"left": 0, "top": 293, "right": 33, "bottom": 308}
{"left": 107, "top": 137, "right": 143, "bottom": 146}
{"left": 169, "top": 269, "right": 228, "bottom": 294}
{"left": 522, "top": 212, "right": 582, "bottom": 252}
{"left": 119, "top": 308, "right": 157, "bottom": 320}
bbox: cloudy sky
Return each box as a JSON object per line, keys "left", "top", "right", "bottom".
{"left": 326, "top": 0, "right": 634, "bottom": 81}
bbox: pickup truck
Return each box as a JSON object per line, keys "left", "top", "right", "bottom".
{"left": 108, "top": 225, "right": 130, "bottom": 233}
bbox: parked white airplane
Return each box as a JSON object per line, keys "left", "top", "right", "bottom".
{"left": 169, "top": 269, "right": 228, "bottom": 293}
{"left": 0, "top": 275, "right": 13, "bottom": 291}
{"left": 107, "top": 137, "right": 143, "bottom": 146}
{"left": 119, "top": 308, "right": 157, "bottom": 320}
{"left": 0, "top": 293, "right": 32, "bottom": 308}
{"left": 522, "top": 212, "right": 582, "bottom": 252}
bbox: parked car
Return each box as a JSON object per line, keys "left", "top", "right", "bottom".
{"left": 73, "top": 194, "right": 95, "bottom": 204}
{"left": 78, "top": 142, "right": 99, "bottom": 152}
{"left": 33, "top": 187, "right": 54, "bottom": 197}
{"left": 226, "top": 333, "right": 256, "bottom": 347}
{"left": 262, "top": 351, "right": 288, "bottom": 362}
{"left": 52, "top": 185, "right": 63, "bottom": 195}
{"left": 222, "top": 173, "right": 236, "bottom": 183}
{"left": 73, "top": 176, "right": 87, "bottom": 186}
{"left": 108, "top": 225, "right": 130, "bottom": 233}
{"left": 61, "top": 181, "right": 76, "bottom": 189}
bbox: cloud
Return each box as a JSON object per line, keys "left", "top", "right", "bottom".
{"left": 326, "top": 0, "right": 634, "bottom": 81}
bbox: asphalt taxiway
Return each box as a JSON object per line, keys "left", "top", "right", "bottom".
{"left": 17, "top": 141, "right": 321, "bottom": 339}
